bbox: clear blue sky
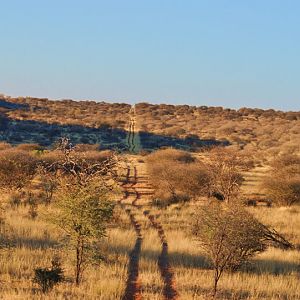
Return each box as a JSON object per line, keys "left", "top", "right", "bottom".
{"left": 1, "top": 1, "right": 299, "bottom": 111}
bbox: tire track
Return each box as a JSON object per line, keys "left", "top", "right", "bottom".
{"left": 118, "top": 164, "right": 130, "bottom": 205}
{"left": 124, "top": 165, "right": 130, "bottom": 186}
{"left": 144, "top": 212, "right": 178, "bottom": 300}
{"left": 129, "top": 164, "right": 178, "bottom": 299}
{"left": 122, "top": 209, "right": 143, "bottom": 300}
{"left": 132, "top": 166, "right": 141, "bottom": 207}
{"left": 131, "top": 120, "right": 136, "bottom": 152}
{"left": 124, "top": 105, "right": 178, "bottom": 299}
{"left": 119, "top": 161, "right": 143, "bottom": 300}
{"left": 126, "top": 105, "right": 139, "bottom": 153}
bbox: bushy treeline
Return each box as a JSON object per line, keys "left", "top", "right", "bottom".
{"left": 1, "top": 95, "right": 299, "bottom": 157}
{"left": 0, "top": 96, "right": 130, "bottom": 148}
{"left": 136, "top": 102, "right": 300, "bottom": 159}
{"left": 146, "top": 147, "right": 300, "bottom": 207}
{"left": 5, "top": 96, "right": 131, "bottom": 129}
{"left": 136, "top": 102, "right": 300, "bottom": 121}
{"left": 146, "top": 147, "right": 252, "bottom": 205}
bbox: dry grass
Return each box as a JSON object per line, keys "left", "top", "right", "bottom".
{"left": 161, "top": 205, "right": 300, "bottom": 299}
{"left": 0, "top": 155, "right": 299, "bottom": 299}
{"left": 0, "top": 205, "right": 131, "bottom": 299}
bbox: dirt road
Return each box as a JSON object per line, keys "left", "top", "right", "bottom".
{"left": 120, "top": 106, "right": 178, "bottom": 300}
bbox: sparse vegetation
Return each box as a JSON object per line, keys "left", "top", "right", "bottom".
{"left": 135, "top": 102, "right": 300, "bottom": 159}
{"left": 146, "top": 148, "right": 210, "bottom": 205}
{"left": 33, "top": 256, "right": 64, "bottom": 293}
{"left": 146, "top": 147, "right": 251, "bottom": 205}
{"left": 0, "top": 97, "right": 298, "bottom": 299}
{"left": 263, "top": 154, "right": 300, "bottom": 206}
{"left": 193, "top": 202, "right": 267, "bottom": 297}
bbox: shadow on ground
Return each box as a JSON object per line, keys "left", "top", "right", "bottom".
{"left": 139, "top": 131, "right": 229, "bottom": 151}
{"left": 0, "top": 111, "right": 228, "bottom": 152}
{"left": 0, "top": 113, "right": 128, "bottom": 149}
{"left": 105, "top": 241, "right": 210, "bottom": 270}
{"left": 12, "top": 236, "right": 60, "bottom": 250}
{"left": 246, "top": 258, "right": 300, "bottom": 275}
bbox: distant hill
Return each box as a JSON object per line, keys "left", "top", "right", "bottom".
{"left": 0, "top": 96, "right": 130, "bottom": 149}
{"left": 135, "top": 102, "right": 300, "bottom": 160}
{"left": 0, "top": 96, "right": 299, "bottom": 159}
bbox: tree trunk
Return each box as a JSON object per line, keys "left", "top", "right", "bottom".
{"left": 75, "top": 237, "right": 83, "bottom": 285}
{"left": 212, "top": 269, "right": 219, "bottom": 298}
{"left": 75, "top": 246, "right": 80, "bottom": 285}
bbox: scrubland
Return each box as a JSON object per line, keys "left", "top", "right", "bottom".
{"left": 0, "top": 196, "right": 299, "bottom": 299}
{"left": 0, "top": 95, "right": 299, "bottom": 299}
{"left": 135, "top": 102, "right": 299, "bottom": 160}
{"left": 0, "top": 96, "right": 299, "bottom": 157}
{"left": 151, "top": 204, "right": 300, "bottom": 300}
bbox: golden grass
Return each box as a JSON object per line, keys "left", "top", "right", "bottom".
{"left": 158, "top": 205, "right": 300, "bottom": 300}
{"left": 0, "top": 156, "right": 299, "bottom": 299}
{"left": 0, "top": 205, "right": 132, "bottom": 299}
{"left": 1, "top": 201, "right": 299, "bottom": 299}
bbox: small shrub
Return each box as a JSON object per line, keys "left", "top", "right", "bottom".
{"left": 263, "top": 154, "right": 300, "bottom": 206}
{"left": 33, "top": 257, "right": 64, "bottom": 293}
{"left": 9, "top": 192, "right": 22, "bottom": 208}
{"left": 28, "top": 202, "right": 38, "bottom": 219}
{"left": 0, "top": 149, "right": 38, "bottom": 191}
{"left": 146, "top": 148, "right": 208, "bottom": 204}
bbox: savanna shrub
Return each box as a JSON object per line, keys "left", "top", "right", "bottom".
{"left": 33, "top": 257, "right": 64, "bottom": 293}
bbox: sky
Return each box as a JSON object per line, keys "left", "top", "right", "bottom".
{"left": 0, "top": 1, "right": 299, "bottom": 111}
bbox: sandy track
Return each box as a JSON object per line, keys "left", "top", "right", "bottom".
{"left": 145, "top": 213, "right": 178, "bottom": 300}
{"left": 120, "top": 164, "right": 143, "bottom": 300}
{"left": 120, "top": 105, "right": 178, "bottom": 300}
{"left": 122, "top": 210, "right": 143, "bottom": 300}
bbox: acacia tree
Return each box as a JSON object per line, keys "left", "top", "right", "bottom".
{"left": 53, "top": 179, "right": 114, "bottom": 285}
{"left": 44, "top": 138, "right": 118, "bottom": 285}
{"left": 205, "top": 148, "right": 251, "bottom": 203}
{"left": 193, "top": 201, "right": 293, "bottom": 297}
{"left": 193, "top": 203, "right": 267, "bottom": 297}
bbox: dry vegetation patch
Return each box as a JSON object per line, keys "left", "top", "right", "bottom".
{"left": 0, "top": 96, "right": 299, "bottom": 299}
{"left": 135, "top": 102, "right": 300, "bottom": 160}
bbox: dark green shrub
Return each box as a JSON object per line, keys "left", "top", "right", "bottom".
{"left": 33, "top": 257, "right": 64, "bottom": 293}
